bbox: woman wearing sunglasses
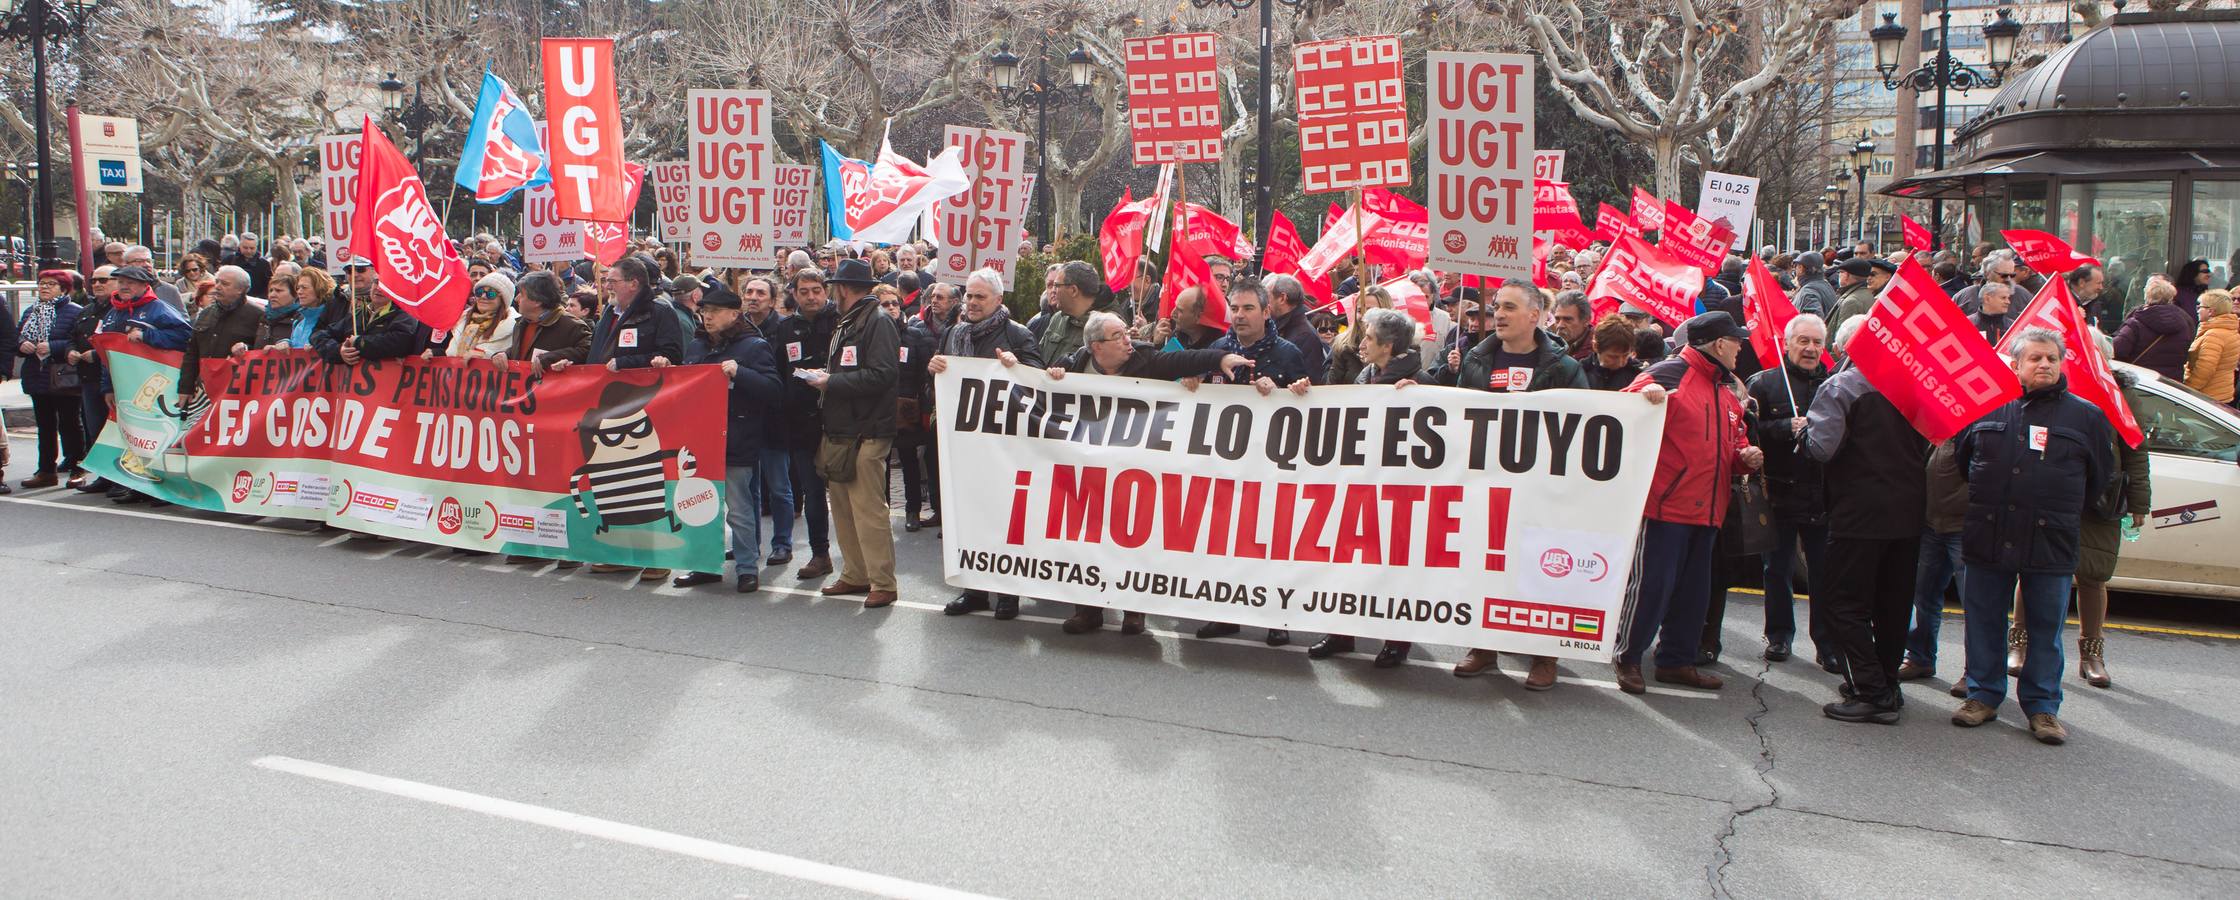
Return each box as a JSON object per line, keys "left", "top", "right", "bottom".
{"left": 446, "top": 272, "right": 519, "bottom": 360}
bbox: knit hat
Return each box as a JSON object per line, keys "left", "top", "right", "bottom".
{"left": 474, "top": 271, "right": 516, "bottom": 305}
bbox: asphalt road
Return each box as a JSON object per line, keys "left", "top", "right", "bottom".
{"left": 4, "top": 439, "right": 2238, "bottom": 898}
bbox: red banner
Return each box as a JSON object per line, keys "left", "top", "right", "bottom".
{"left": 1264, "top": 210, "right": 1334, "bottom": 308}
{"left": 582, "top": 162, "right": 646, "bottom": 266}
{"left": 1293, "top": 35, "right": 1408, "bottom": 194}
{"left": 1631, "top": 187, "right": 1666, "bottom": 232}
{"left": 1162, "top": 209, "right": 1228, "bottom": 331}
{"left": 1532, "top": 236, "right": 1550, "bottom": 289}
{"left": 1743, "top": 257, "right": 1800, "bottom": 371}
{"left": 1849, "top": 259, "right": 2021, "bottom": 442}
{"left": 1181, "top": 202, "right": 1252, "bottom": 260}
{"left": 2002, "top": 277, "right": 2144, "bottom": 447}
{"left": 1098, "top": 189, "right": 1148, "bottom": 293}
{"left": 1595, "top": 203, "right": 1640, "bottom": 246}
{"left": 1125, "top": 33, "right": 1222, "bottom": 165}
{"left": 349, "top": 117, "right": 469, "bottom": 331}
{"left": 1902, "top": 214, "right": 1932, "bottom": 252}
{"left": 1360, "top": 188, "right": 1428, "bottom": 272}
{"left": 1659, "top": 200, "right": 1736, "bottom": 275}
{"left": 542, "top": 38, "right": 628, "bottom": 222}
{"left": 2001, "top": 229, "right": 2100, "bottom": 274}
{"left": 1587, "top": 234, "right": 1701, "bottom": 327}
{"left": 1534, "top": 179, "right": 1587, "bottom": 234}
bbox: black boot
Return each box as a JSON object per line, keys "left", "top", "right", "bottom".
{"left": 1822, "top": 693, "right": 1901, "bottom": 725}
{"left": 1307, "top": 635, "right": 1355, "bottom": 659}
{"left": 992, "top": 594, "right": 1019, "bottom": 620}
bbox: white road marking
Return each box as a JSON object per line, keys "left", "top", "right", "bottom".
{"left": 0, "top": 494, "right": 308, "bottom": 535}
{"left": 251, "top": 755, "right": 1005, "bottom": 900}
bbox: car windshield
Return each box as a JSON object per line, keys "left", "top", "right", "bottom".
{"left": 2132, "top": 378, "right": 2240, "bottom": 462}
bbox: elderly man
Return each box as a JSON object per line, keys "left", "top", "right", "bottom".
{"left": 102, "top": 241, "right": 127, "bottom": 267}
{"left": 928, "top": 267, "right": 1044, "bottom": 620}
{"left": 798, "top": 259, "right": 902, "bottom": 609}
{"left": 1951, "top": 328, "right": 2113, "bottom": 745}
{"left": 179, "top": 265, "right": 263, "bottom": 400}
{"left": 1035, "top": 259, "right": 1104, "bottom": 366}
{"left": 1046, "top": 312, "right": 1249, "bottom": 635}
{"left": 2067, "top": 263, "right": 2110, "bottom": 328}
{"left": 1954, "top": 250, "right": 2032, "bottom": 316}
{"left": 312, "top": 261, "right": 429, "bottom": 367}
{"left": 1801, "top": 315, "right": 1932, "bottom": 724}
{"left": 1825, "top": 257, "right": 1895, "bottom": 336}
{"left": 501, "top": 270, "right": 592, "bottom": 373}
{"left": 671, "top": 281, "right": 785, "bottom": 593}
{"left": 1966, "top": 281, "right": 2018, "bottom": 347}
{"left": 231, "top": 233, "right": 273, "bottom": 296}
{"left": 1549, "top": 290, "right": 1597, "bottom": 363}
{"left": 1263, "top": 273, "right": 1330, "bottom": 381}
{"left": 1789, "top": 252, "right": 1838, "bottom": 319}
{"left": 1743, "top": 314, "right": 1832, "bottom": 665}
{"left": 120, "top": 245, "right": 186, "bottom": 310}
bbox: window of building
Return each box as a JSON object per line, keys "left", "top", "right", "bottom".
{"left": 2062, "top": 181, "right": 2171, "bottom": 300}
{"left": 2189, "top": 181, "right": 2240, "bottom": 288}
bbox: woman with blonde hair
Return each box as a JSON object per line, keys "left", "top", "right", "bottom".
{"left": 2184, "top": 289, "right": 2237, "bottom": 404}
{"left": 447, "top": 272, "right": 519, "bottom": 359}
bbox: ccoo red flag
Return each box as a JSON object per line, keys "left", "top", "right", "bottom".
{"left": 2000, "top": 277, "right": 2144, "bottom": 447}
{"left": 349, "top": 116, "right": 470, "bottom": 331}
{"left": 1902, "top": 214, "right": 1932, "bottom": 252}
{"left": 1743, "top": 257, "right": 1801, "bottom": 371}
{"left": 1847, "top": 258, "right": 2020, "bottom": 441}
{"left": 1264, "top": 210, "right": 1334, "bottom": 308}
{"left": 1630, "top": 187, "right": 1666, "bottom": 231}
{"left": 1534, "top": 179, "right": 1587, "bottom": 235}
{"left": 1098, "top": 189, "right": 1149, "bottom": 293}
{"left": 1161, "top": 205, "right": 1229, "bottom": 331}
{"left": 1586, "top": 233, "right": 1701, "bottom": 327}
{"left": 581, "top": 162, "right": 647, "bottom": 266}
{"left": 2000, "top": 229, "right": 2101, "bottom": 275}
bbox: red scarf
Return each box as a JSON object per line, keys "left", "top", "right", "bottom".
{"left": 111, "top": 287, "right": 157, "bottom": 313}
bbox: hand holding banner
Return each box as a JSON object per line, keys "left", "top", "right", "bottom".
{"left": 1848, "top": 258, "right": 2020, "bottom": 441}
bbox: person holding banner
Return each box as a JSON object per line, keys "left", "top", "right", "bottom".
{"left": 671, "top": 281, "right": 784, "bottom": 593}
{"left": 1047, "top": 311, "right": 1253, "bottom": 635}
{"left": 1192, "top": 276, "right": 1309, "bottom": 647}
{"left": 179, "top": 267, "right": 264, "bottom": 401}
{"left": 574, "top": 256, "right": 688, "bottom": 581}
{"left": 312, "top": 261, "right": 429, "bottom": 368}
{"left": 1326, "top": 285, "right": 1394, "bottom": 387}
{"left": 1951, "top": 329, "right": 2114, "bottom": 745}
{"left": 799, "top": 259, "right": 903, "bottom": 609}
{"left": 1263, "top": 274, "right": 1330, "bottom": 383}
{"left": 1745, "top": 315, "right": 1833, "bottom": 667}
{"left": 1433, "top": 282, "right": 1589, "bottom": 688}
{"left": 930, "top": 268, "right": 1043, "bottom": 621}
{"left": 1302, "top": 307, "right": 1427, "bottom": 667}
{"left": 445, "top": 273, "right": 520, "bottom": 360}
{"left": 501, "top": 271, "right": 593, "bottom": 373}
{"left": 1582, "top": 315, "right": 1644, "bottom": 391}
{"left": 1618, "top": 311, "right": 1763, "bottom": 695}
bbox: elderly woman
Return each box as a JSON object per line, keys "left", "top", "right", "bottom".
{"left": 174, "top": 253, "right": 213, "bottom": 298}
{"left": 1297, "top": 307, "right": 1426, "bottom": 667}
{"left": 2113, "top": 276, "right": 2193, "bottom": 381}
{"left": 2185, "top": 289, "right": 2236, "bottom": 404}
{"left": 13, "top": 269, "right": 86, "bottom": 488}
{"left": 1044, "top": 311, "right": 1250, "bottom": 635}
{"left": 446, "top": 272, "right": 519, "bottom": 359}
{"left": 1326, "top": 284, "right": 1395, "bottom": 386}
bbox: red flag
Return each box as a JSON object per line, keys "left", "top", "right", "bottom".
{"left": 1534, "top": 179, "right": 1588, "bottom": 234}
{"left": 1099, "top": 189, "right": 1148, "bottom": 293}
{"left": 349, "top": 116, "right": 470, "bottom": 331}
{"left": 1660, "top": 200, "right": 1737, "bottom": 275}
{"left": 1902, "top": 214, "right": 1932, "bottom": 252}
{"left": 1182, "top": 202, "right": 1252, "bottom": 260}
{"left": 1162, "top": 208, "right": 1229, "bottom": 331}
{"left": 1848, "top": 258, "right": 2020, "bottom": 441}
{"left": 1595, "top": 203, "right": 1639, "bottom": 245}
{"left": 1531, "top": 236, "right": 1550, "bottom": 290}
{"left": 1374, "top": 275, "right": 1435, "bottom": 339}
{"left": 1586, "top": 233, "right": 1701, "bottom": 327}
{"left": 2001, "top": 277, "right": 2144, "bottom": 447}
{"left": 1359, "top": 188, "right": 1429, "bottom": 271}
{"left": 2001, "top": 229, "right": 2101, "bottom": 275}
{"left": 581, "top": 162, "right": 647, "bottom": 266}
{"left": 1264, "top": 210, "right": 1334, "bottom": 308}
{"left": 541, "top": 38, "right": 629, "bottom": 222}
{"left": 1631, "top": 187, "right": 1666, "bottom": 231}
{"left": 1743, "top": 257, "right": 1801, "bottom": 371}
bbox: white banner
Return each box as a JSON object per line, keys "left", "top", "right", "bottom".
{"left": 1427, "top": 51, "right": 1533, "bottom": 280}
{"left": 521, "top": 181, "right": 588, "bottom": 264}
{"left": 772, "top": 163, "right": 817, "bottom": 253}
{"left": 688, "top": 89, "right": 774, "bottom": 267}
{"left": 80, "top": 114, "right": 144, "bottom": 194}
{"left": 933, "top": 358, "right": 1665, "bottom": 661}
{"left": 932, "top": 126, "right": 1028, "bottom": 284}
{"left": 650, "top": 161, "right": 690, "bottom": 244}
{"left": 1697, "top": 170, "right": 1761, "bottom": 242}
{"left": 318, "top": 133, "right": 364, "bottom": 260}
{"left": 1532, "top": 150, "right": 1565, "bottom": 184}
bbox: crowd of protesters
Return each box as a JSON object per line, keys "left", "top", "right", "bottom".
{"left": 6, "top": 225, "right": 2236, "bottom": 750}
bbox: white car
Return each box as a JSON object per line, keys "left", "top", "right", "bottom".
{"left": 2111, "top": 363, "right": 2240, "bottom": 599}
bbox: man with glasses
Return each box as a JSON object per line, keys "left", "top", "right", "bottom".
{"left": 120, "top": 245, "right": 185, "bottom": 311}
{"left": 1955, "top": 250, "right": 2033, "bottom": 318}
{"left": 64, "top": 266, "right": 118, "bottom": 492}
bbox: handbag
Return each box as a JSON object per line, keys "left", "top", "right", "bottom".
{"left": 1722, "top": 475, "right": 1777, "bottom": 557}
{"left": 816, "top": 435, "right": 864, "bottom": 484}
{"left": 43, "top": 359, "right": 81, "bottom": 394}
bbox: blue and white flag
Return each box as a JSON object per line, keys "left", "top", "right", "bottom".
{"left": 819, "top": 140, "right": 869, "bottom": 241}
{"left": 454, "top": 68, "right": 550, "bottom": 204}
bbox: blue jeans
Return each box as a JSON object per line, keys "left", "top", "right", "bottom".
{"left": 1961, "top": 564, "right": 2072, "bottom": 716}
{"left": 724, "top": 465, "right": 760, "bottom": 578}
{"left": 754, "top": 447, "right": 795, "bottom": 555}
{"left": 1906, "top": 530, "right": 1963, "bottom": 666}
{"left": 1621, "top": 519, "right": 1718, "bottom": 668}
{"left": 1760, "top": 518, "right": 1828, "bottom": 649}
{"left": 784, "top": 444, "right": 829, "bottom": 557}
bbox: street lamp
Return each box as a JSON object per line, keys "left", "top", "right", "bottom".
{"left": 1825, "top": 183, "right": 1846, "bottom": 249}
{"left": 987, "top": 38, "right": 1093, "bottom": 244}
{"left": 1871, "top": 5, "right": 2023, "bottom": 250}
{"left": 1193, "top": 0, "right": 1309, "bottom": 267}
{"left": 0, "top": 0, "right": 99, "bottom": 269}
{"left": 379, "top": 72, "right": 441, "bottom": 165}
{"left": 1850, "top": 133, "right": 1877, "bottom": 245}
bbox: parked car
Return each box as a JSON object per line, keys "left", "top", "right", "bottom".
{"left": 2112, "top": 363, "right": 2240, "bottom": 599}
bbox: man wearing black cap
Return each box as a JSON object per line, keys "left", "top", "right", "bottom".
{"left": 1826, "top": 256, "right": 1896, "bottom": 337}
{"left": 1791, "top": 252, "right": 1837, "bottom": 319}
{"left": 798, "top": 258, "right": 902, "bottom": 609}
{"left": 671, "top": 281, "right": 785, "bottom": 592}
{"left": 1615, "top": 311, "right": 1764, "bottom": 694}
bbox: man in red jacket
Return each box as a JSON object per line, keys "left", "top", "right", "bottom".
{"left": 1618, "top": 312, "right": 1764, "bottom": 694}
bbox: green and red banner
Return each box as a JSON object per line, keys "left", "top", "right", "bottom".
{"left": 83, "top": 333, "right": 728, "bottom": 570}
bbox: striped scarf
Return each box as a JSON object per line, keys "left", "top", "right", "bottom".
{"left": 21, "top": 298, "right": 57, "bottom": 345}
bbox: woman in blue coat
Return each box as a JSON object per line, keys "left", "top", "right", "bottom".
{"left": 14, "top": 270, "right": 86, "bottom": 488}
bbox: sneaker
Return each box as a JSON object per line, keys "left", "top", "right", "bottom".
{"left": 1951, "top": 699, "right": 1997, "bottom": 727}
{"left": 1823, "top": 696, "right": 1901, "bottom": 725}
{"left": 2028, "top": 713, "right": 2068, "bottom": 745}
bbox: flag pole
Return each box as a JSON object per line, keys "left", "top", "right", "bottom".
{"left": 1349, "top": 186, "right": 1366, "bottom": 328}
{"left": 1172, "top": 164, "right": 1190, "bottom": 330}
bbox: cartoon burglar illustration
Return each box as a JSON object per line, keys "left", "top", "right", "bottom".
{"left": 569, "top": 379, "right": 697, "bottom": 534}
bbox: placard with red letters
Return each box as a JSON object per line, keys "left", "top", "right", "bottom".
{"left": 1293, "top": 35, "right": 1409, "bottom": 194}
{"left": 1533, "top": 150, "right": 1565, "bottom": 183}
{"left": 319, "top": 133, "right": 364, "bottom": 262}
{"left": 649, "top": 161, "right": 691, "bottom": 244}
{"left": 521, "top": 181, "right": 588, "bottom": 264}
{"left": 541, "top": 38, "right": 628, "bottom": 222}
{"left": 770, "top": 164, "right": 816, "bottom": 251}
{"left": 687, "top": 89, "right": 773, "bottom": 268}
{"left": 1427, "top": 51, "right": 1532, "bottom": 280}
{"left": 933, "top": 125, "right": 1028, "bottom": 283}
{"left": 1586, "top": 234, "right": 1703, "bottom": 327}
{"left": 1125, "top": 33, "right": 1222, "bottom": 165}
{"left": 1850, "top": 258, "right": 2021, "bottom": 442}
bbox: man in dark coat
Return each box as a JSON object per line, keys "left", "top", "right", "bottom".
{"left": 929, "top": 268, "right": 1043, "bottom": 621}
{"left": 179, "top": 265, "right": 264, "bottom": 399}
{"left": 801, "top": 258, "right": 902, "bottom": 608}
{"left": 766, "top": 268, "right": 841, "bottom": 574}
{"left": 1743, "top": 313, "right": 1832, "bottom": 666}
{"left": 311, "top": 262, "right": 431, "bottom": 366}
{"left": 1263, "top": 273, "right": 1329, "bottom": 383}
{"left": 502, "top": 270, "right": 593, "bottom": 372}
{"left": 670, "top": 281, "right": 783, "bottom": 593}
{"left": 1951, "top": 328, "right": 2114, "bottom": 745}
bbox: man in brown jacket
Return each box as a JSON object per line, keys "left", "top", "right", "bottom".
{"left": 501, "top": 270, "right": 592, "bottom": 372}
{"left": 179, "top": 266, "right": 265, "bottom": 399}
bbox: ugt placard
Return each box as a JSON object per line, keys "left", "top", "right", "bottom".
{"left": 932, "top": 126, "right": 1027, "bottom": 283}
{"left": 1428, "top": 51, "right": 1533, "bottom": 279}
{"left": 688, "top": 89, "right": 774, "bottom": 267}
